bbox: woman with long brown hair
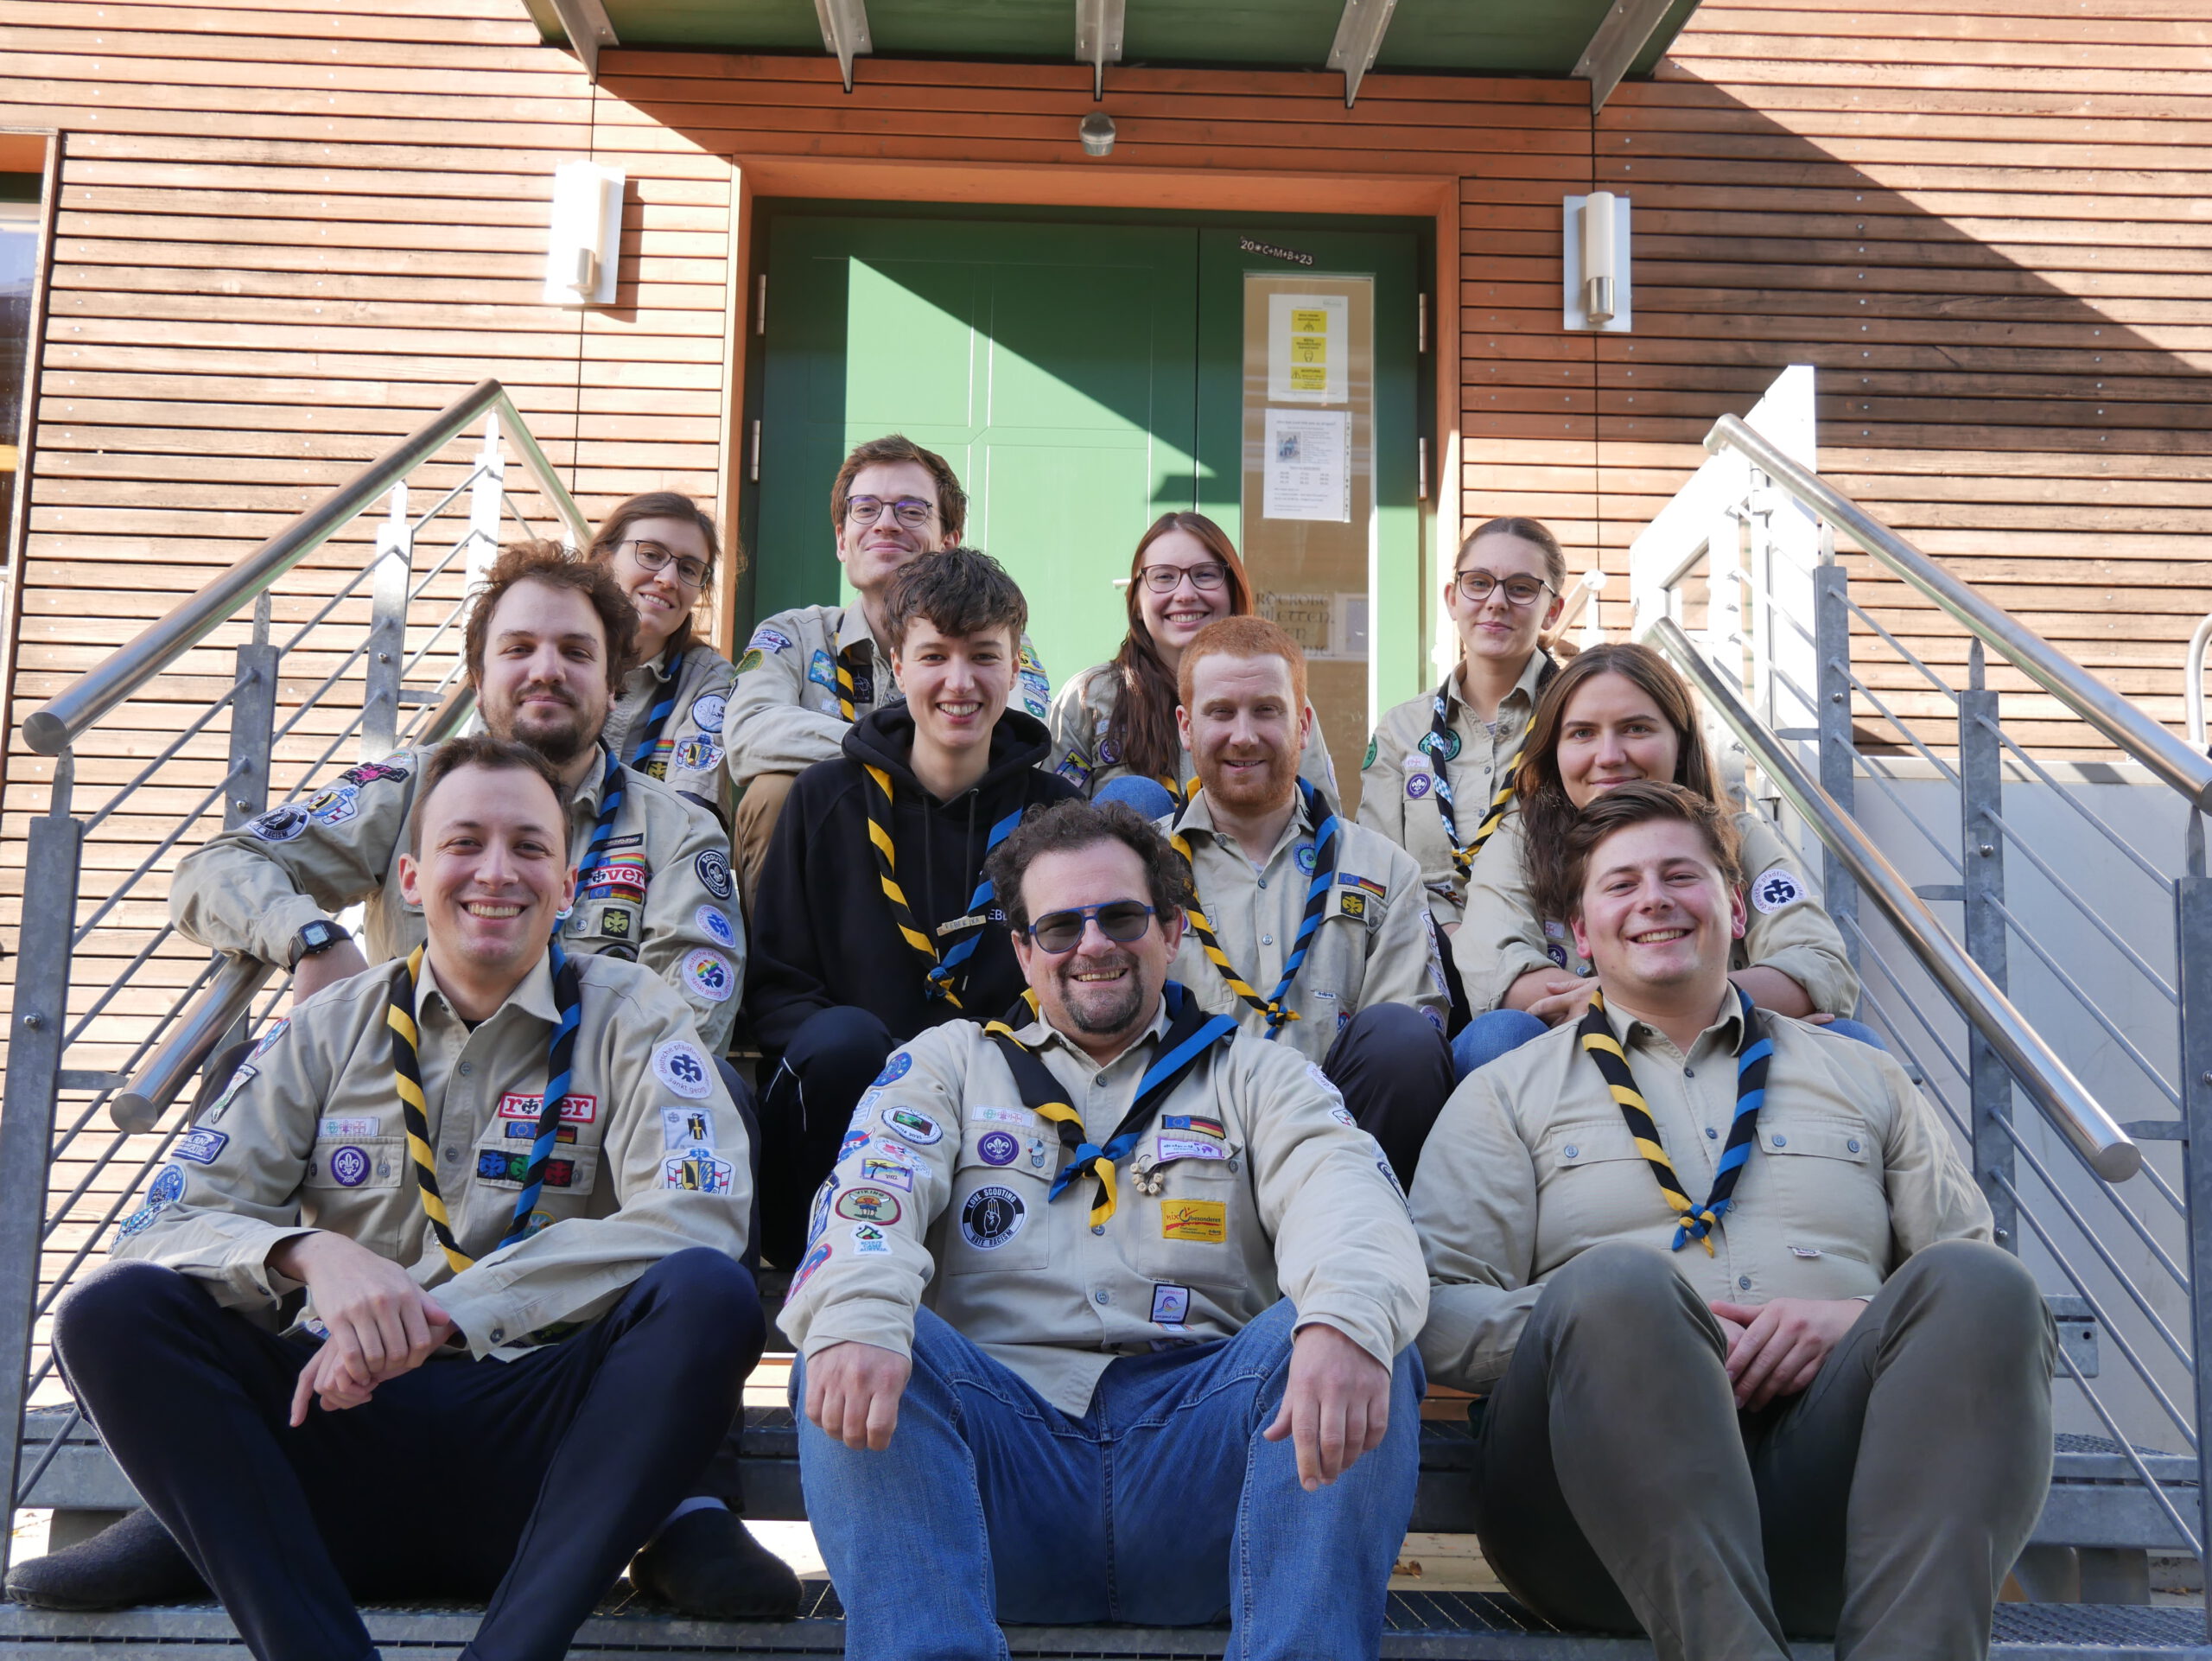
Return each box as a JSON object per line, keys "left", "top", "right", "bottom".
{"left": 1448, "top": 640, "right": 1870, "bottom": 1075}
{"left": 1046, "top": 511, "right": 1334, "bottom": 816}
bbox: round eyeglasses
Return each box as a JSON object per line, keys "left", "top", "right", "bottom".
{"left": 1022, "top": 901, "right": 1156, "bottom": 955}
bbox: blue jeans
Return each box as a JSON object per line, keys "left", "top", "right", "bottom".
{"left": 796, "top": 1300, "right": 1421, "bottom": 1661}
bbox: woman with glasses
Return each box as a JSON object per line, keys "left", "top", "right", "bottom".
{"left": 1449, "top": 640, "right": 1871, "bottom": 1077}
{"left": 1358, "top": 517, "right": 1567, "bottom": 1031}
{"left": 585, "top": 492, "right": 739, "bottom": 826}
{"left": 1047, "top": 511, "right": 1334, "bottom": 817}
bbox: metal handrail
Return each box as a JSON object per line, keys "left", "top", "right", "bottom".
{"left": 2188, "top": 608, "right": 2212, "bottom": 750}
{"left": 110, "top": 958, "right": 275, "bottom": 1134}
{"left": 1649, "top": 617, "right": 2143, "bottom": 1184}
{"left": 1708, "top": 413, "right": 2212, "bottom": 813}
{"left": 19, "top": 380, "right": 584, "bottom": 757}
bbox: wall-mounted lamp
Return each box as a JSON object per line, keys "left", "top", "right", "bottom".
{"left": 1079, "top": 112, "right": 1116, "bottom": 156}
{"left": 544, "top": 161, "right": 624, "bottom": 308}
{"left": 1562, "top": 191, "right": 1631, "bottom": 333}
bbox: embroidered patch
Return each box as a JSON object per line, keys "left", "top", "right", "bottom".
{"left": 1150, "top": 1282, "right": 1192, "bottom": 1326}
{"left": 321, "top": 1117, "right": 378, "bottom": 1138}
{"left": 873, "top": 1053, "right": 913, "bottom": 1088}
{"left": 1338, "top": 891, "right": 1367, "bottom": 920}
{"left": 1420, "top": 728, "right": 1463, "bottom": 762}
{"left": 695, "top": 848, "right": 733, "bottom": 901}
{"left": 673, "top": 736, "right": 724, "bottom": 773}
{"left": 497, "top": 1091, "right": 598, "bottom": 1124}
{"left": 1096, "top": 736, "right": 1120, "bottom": 766}
{"left": 1363, "top": 736, "right": 1378, "bottom": 769}
{"left": 202, "top": 1063, "right": 257, "bottom": 1124}
{"left": 735, "top": 648, "right": 765, "bottom": 675}
{"left": 861, "top": 1157, "right": 914, "bottom": 1192}
{"left": 690, "top": 690, "right": 728, "bottom": 734}
{"left": 960, "top": 1186, "right": 1027, "bottom": 1251}
{"left": 477, "top": 1149, "right": 577, "bottom": 1188}
{"left": 807, "top": 649, "right": 838, "bottom": 692}
{"left": 174, "top": 1127, "right": 229, "bottom": 1165}
{"left": 1295, "top": 845, "right": 1318, "bottom": 875}
{"left": 851, "top": 1222, "right": 892, "bottom": 1254}
{"left": 1157, "top": 1137, "right": 1226, "bottom": 1162}
{"left": 969, "top": 1105, "right": 1034, "bottom": 1127}
{"left": 976, "top": 1130, "right": 1020, "bottom": 1167}
{"left": 652, "top": 1040, "right": 714, "bottom": 1100}
{"left": 1343, "top": 874, "right": 1389, "bottom": 899}
{"left": 661, "top": 1105, "right": 716, "bottom": 1151}
{"left": 868, "top": 1138, "right": 920, "bottom": 1168}
{"left": 327, "top": 1145, "right": 372, "bottom": 1187}
{"left": 1055, "top": 754, "right": 1093, "bottom": 786}
{"left": 880, "top": 1105, "right": 943, "bottom": 1145}
{"left": 599, "top": 906, "right": 633, "bottom": 939}
{"left": 1160, "top": 1200, "right": 1227, "bottom": 1243}
{"left": 337, "top": 760, "right": 410, "bottom": 789}
{"left": 837, "top": 1128, "right": 872, "bottom": 1163}
{"left": 1330, "top": 1105, "right": 1358, "bottom": 1129}
{"left": 789, "top": 1240, "right": 830, "bottom": 1293}
{"left": 696, "top": 906, "right": 738, "bottom": 949}
{"left": 683, "top": 947, "right": 737, "bottom": 1002}
{"left": 1404, "top": 773, "right": 1433, "bottom": 800}
{"left": 835, "top": 1187, "right": 902, "bottom": 1224}
{"left": 247, "top": 805, "right": 310, "bottom": 843}
{"left": 1751, "top": 867, "right": 1807, "bottom": 913}
{"left": 747, "top": 625, "right": 793, "bottom": 654}
{"left": 663, "top": 1151, "right": 734, "bottom": 1193}
{"left": 304, "top": 784, "right": 359, "bottom": 826}
{"left": 248, "top": 1017, "right": 291, "bottom": 1061}
{"left": 504, "top": 1121, "right": 577, "bottom": 1144}
{"left": 1542, "top": 919, "right": 1567, "bottom": 939}
{"left": 806, "top": 1179, "right": 836, "bottom": 1247}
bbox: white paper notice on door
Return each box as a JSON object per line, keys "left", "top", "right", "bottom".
{"left": 1268, "top": 293, "right": 1349, "bottom": 404}
{"left": 1262, "top": 407, "right": 1350, "bottom": 523}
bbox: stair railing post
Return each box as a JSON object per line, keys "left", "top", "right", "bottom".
{"left": 1959, "top": 640, "right": 2015, "bottom": 1252}
{"left": 0, "top": 755, "right": 84, "bottom": 1578}
{"left": 362, "top": 482, "right": 411, "bottom": 763}
{"left": 2175, "top": 811, "right": 2212, "bottom": 1637}
{"left": 465, "top": 410, "right": 505, "bottom": 596}
{"left": 1811, "top": 531, "right": 1860, "bottom": 971}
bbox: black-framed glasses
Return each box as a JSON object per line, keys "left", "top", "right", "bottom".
{"left": 1023, "top": 900, "right": 1156, "bottom": 954}
{"left": 1454, "top": 570, "right": 1554, "bottom": 607}
{"left": 618, "top": 539, "right": 710, "bottom": 589}
{"left": 1139, "top": 562, "right": 1229, "bottom": 595}
{"left": 846, "top": 494, "right": 938, "bottom": 530}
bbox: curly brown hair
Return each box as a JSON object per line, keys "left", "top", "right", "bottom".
{"left": 462, "top": 539, "right": 640, "bottom": 693}
{"left": 984, "top": 797, "right": 1193, "bottom": 939}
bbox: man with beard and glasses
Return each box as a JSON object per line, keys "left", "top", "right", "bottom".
{"left": 1162, "top": 616, "right": 1453, "bottom": 1186}
{"left": 780, "top": 797, "right": 1427, "bottom": 1661}
{"left": 24, "top": 544, "right": 775, "bottom": 1620}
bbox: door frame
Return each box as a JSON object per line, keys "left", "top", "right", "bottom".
{"left": 718, "top": 156, "right": 1460, "bottom": 677}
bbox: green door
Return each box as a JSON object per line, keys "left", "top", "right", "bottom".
{"left": 755, "top": 217, "right": 1199, "bottom": 685}
{"left": 751, "top": 211, "right": 1425, "bottom": 813}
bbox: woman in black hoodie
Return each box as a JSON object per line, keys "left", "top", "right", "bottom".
{"left": 746, "top": 549, "right": 1077, "bottom": 1265}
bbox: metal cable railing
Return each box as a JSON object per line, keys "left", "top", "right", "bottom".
{"left": 0, "top": 385, "right": 583, "bottom": 1576}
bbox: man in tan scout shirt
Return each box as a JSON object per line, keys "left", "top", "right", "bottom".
{"left": 169, "top": 541, "right": 742, "bottom": 1051}
{"left": 1411, "top": 781, "right": 2055, "bottom": 1661}
{"left": 781, "top": 797, "right": 1426, "bottom": 1660}
{"left": 41, "top": 738, "right": 796, "bottom": 1661}
{"left": 1162, "top": 615, "right": 1452, "bottom": 1182}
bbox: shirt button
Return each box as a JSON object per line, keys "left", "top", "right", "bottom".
{"left": 1090, "top": 1225, "right": 1104, "bottom": 1236}
{"left": 1706, "top": 1127, "right": 1719, "bottom": 1139}
{"left": 1682, "top": 1066, "right": 1695, "bottom": 1079}
{"left": 1847, "top": 1138, "right": 1861, "bottom": 1154}
{"left": 1563, "top": 1143, "right": 1579, "bottom": 1159}
{"left": 1094, "top": 1290, "right": 1110, "bottom": 1306}
{"left": 1260, "top": 933, "right": 1274, "bottom": 946}
{"left": 1257, "top": 877, "right": 1268, "bottom": 890}
{"left": 442, "top": 1147, "right": 458, "bottom": 1161}
{"left": 1738, "top": 1276, "right": 1752, "bottom": 1291}
{"left": 489, "top": 1327, "right": 505, "bottom": 1344}
{"left": 458, "top": 1061, "right": 473, "bottom": 1076}
{"left": 1770, "top": 1133, "right": 1786, "bottom": 1147}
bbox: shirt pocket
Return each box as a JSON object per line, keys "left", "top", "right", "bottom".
{"left": 469, "top": 1122, "right": 603, "bottom": 1204}
{"left": 1752, "top": 1117, "right": 1887, "bottom": 1264}
{"left": 941, "top": 1136, "right": 1054, "bottom": 1276}
{"left": 305, "top": 1135, "right": 405, "bottom": 1192}
{"left": 1130, "top": 1131, "right": 1248, "bottom": 1289}
{"left": 567, "top": 897, "right": 643, "bottom": 954}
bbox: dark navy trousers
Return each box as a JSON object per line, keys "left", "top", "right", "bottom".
{"left": 53, "top": 1249, "right": 763, "bottom": 1661}
{"left": 755, "top": 1005, "right": 895, "bottom": 1269}
{"left": 1323, "top": 1002, "right": 1457, "bottom": 1190}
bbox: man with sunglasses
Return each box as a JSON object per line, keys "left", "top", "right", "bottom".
{"left": 1166, "top": 617, "right": 1454, "bottom": 1185}
{"left": 743, "top": 549, "right": 1077, "bottom": 1268}
{"left": 724, "top": 435, "right": 1052, "bottom": 913}
{"left": 783, "top": 795, "right": 1427, "bottom": 1661}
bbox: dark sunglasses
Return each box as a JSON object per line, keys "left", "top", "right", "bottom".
{"left": 1022, "top": 900, "right": 1156, "bottom": 955}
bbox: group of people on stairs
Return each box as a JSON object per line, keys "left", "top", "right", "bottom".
{"left": 17, "top": 430, "right": 2057, "bottom": 1661}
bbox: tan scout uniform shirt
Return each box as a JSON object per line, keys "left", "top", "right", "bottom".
{"left": 169, "top": 744, "right": 744, "bottom": 1050}
{"left": 776, "top": 1000, "right": 1427, "bottom": 1416}
{"left": 1357, "top": 652, "right": 1551, "bottom": 929}
{"left": 1166, "top": 789, "right": 1449, "bottom": 1064}
{"left": 1046, "top": 665, "right": 1337, "bottom": 800}
{"left": 602, "top": 641, "right": 739, "bottom": 827}
{"left": 1410, "top": 994, "right": 1991, "bottom": 1392}
{"left": 1451, "top": 808, "right": 1860, "bottom": 1021}
{"left": 111, "top": 951, "right": 751, "bottom": 1360}
{"left": 725, "top": 603, "right": 1052, "bottom": 787}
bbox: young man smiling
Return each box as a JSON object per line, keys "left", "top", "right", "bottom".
{"left": 49, "top": 738, "right": 791, "bottom": 1661}
{"left": 1411, "top": 781, "right": 2054, "bottom": 1661}
{"left": 782, "top": 796, "right": 1427, "bottom": 1661}
{"left": 744, "top": 548, "right": 1077, "bottom": 1266}
{"left": 1163, "top": 616, "right": 1453, "bottom": 1183}
{"left": 724, "top": 436, "right": 1052, "bottom": 911}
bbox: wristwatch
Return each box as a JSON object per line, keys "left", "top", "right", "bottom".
{"left": 288, "top": 919, "right": 351, "bottom": 971}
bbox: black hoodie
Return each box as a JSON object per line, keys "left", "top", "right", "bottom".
{"left": 746, "top": 703, "right": 1079, "bottom": 1055}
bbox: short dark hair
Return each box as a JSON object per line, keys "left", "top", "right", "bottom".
{"left": 985, "top": 798, "right": 1192, "bottom": 939}
{"left": 831, "top": 434, "right": 968, "bottom": 544}
{"left": 881, "top": 547, "right": 1027, "bottom": 655}
{"left": 1553, "top": 780, "right": 1745, "bottom": 922}
{"left": 408, "top": 735, "right": 569, "bottom": 857}
{"left": 463, "top": 539, "right": 640, "bottom": 691}
{"left": 584, "top": 492, "right": 739, "bottom": 659}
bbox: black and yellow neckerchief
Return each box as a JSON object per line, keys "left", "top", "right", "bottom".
{"left": 834, "top": 640, "right": 869, "bottom": 724}
{"left": 1169, "top": 776, "right": 1340, "bottom": 1038}
{"left": 861, "top": 765, "right": 1021, "bottom": 1009}
{"left": 1426, "top": 652, "right": 1558, "bottom": 880}
{"left": 983, "top": 983, "right": 1238, "bottom": 1226}
{"left": 388, "top": 943, "right": 582, "bottom": 1271}
{"left": 1577, "top": 985, "right": 1772, "bottom": 1256}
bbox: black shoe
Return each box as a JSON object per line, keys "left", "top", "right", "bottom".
{"left": 5, "top": 1508, "right": 208, "bottom": 1611}
{"left": 628, "top": 1507, "right": 802, "bottom": 1621}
